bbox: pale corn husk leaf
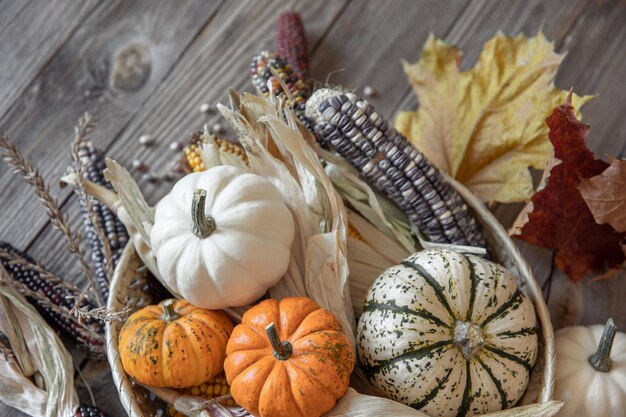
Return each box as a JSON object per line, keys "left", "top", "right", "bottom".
{"left": 346, "top": 236, "right": 397, "bottom": 317}
{"left": 344, "top": 210, "right": 411, "bottom": 317}
{"left": 0, "top": 295, "right": 37, "bottom": 377}
{"left": 218, "top": 91, "right": 356, "bottom": 346}
{"left": 104, "top": 158, "right": 154, "bottom": 242}
{"left": 325, "top": 389, "right": 561, "bottom": 417}
{"left": 0, "top": 265, "right": 78, "bottom": 417}
{"left": 347, "top": 210, "right": 410, "bottom": 264}
{"left": 480, "top": 401, "right": 563, "bottom": 417}
{"left": 219, "top": 149, "right": 248, "bottom": 170}
{"left": 322, "top": 152, "right": 416, "bottom": 253}
{"left": 199, "top": 124, "right": 223, "bottom": 169}
{"left": 324, "top": 388, "right": 429, "bottom": 417}
{"left": 103, "top": 159, "right": 181, "bottom": 298}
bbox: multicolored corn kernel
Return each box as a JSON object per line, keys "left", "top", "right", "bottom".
{"left": 182, "top": 131, "right": 247, "bottom": 173}
{"left": 77, "top": 143, "right": 129, "bottom": 302}
{"left": 275, "top": 11, "right": 311, "bottom": 85}
{"left": 250, "top": 51, "right": 314, "bottom": 130}
{"left": 347, "top": 223, "right": 364, "bottom": 241}
{"left": 306, "top": 89, "right": 486, "bottom": 248}
{"left": 167, "top": 373, "right": 236, "bottom": 417}
{"left": 74, "top": 405, "right": 109, "bottom": 417}
{"left": 0, "top": 242, "right": 105, "bottom": 358}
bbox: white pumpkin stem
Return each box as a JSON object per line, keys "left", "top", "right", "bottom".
{"left": 589, "top": 317, "right": 616, "bottom": 372}
{"left": 161, "top": 299, "right": 180, "bottom": 322}
{"left": 192, "top": 189, "right": 216, "bottom": 238}
{"left": 265, "top": 322, "right": 292, "bottom": 360}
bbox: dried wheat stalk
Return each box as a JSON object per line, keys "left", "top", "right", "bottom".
{"left": 0, "top": 134, "right": 99, "bottom": 305}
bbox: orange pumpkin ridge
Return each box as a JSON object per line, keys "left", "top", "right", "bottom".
{"left": 224, "top": 297, "right": 354, "bottom": 417}
{"left": 118, "top": 299, "right": 233, "bottom": 388}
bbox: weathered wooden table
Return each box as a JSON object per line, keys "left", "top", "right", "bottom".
{"left": 1, "top": 1, "right": 625, "bottom": 416}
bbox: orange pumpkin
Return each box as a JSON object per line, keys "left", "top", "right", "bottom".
{"left": 118, "top": 299, "right": 233, "bottom": 388}
{"left": 224, "top": 297, "right": 354, "bottom": 417}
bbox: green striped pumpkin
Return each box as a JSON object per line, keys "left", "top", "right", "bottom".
{"left": 357, "top": 249, "right": 538, "bottom": 417}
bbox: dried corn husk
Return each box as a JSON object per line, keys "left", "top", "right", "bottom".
{"left": 218, "top": 90, "right": 355, "bottom": 347}
{"left": 0, "top": 264, "right": 78, "bottom": 417}
{"left": 326, "top": 389, "right": 562, "bottom": 417}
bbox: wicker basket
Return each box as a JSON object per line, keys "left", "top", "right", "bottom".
{"left": 105, "top": 177, "right": 555, "bottom": 416}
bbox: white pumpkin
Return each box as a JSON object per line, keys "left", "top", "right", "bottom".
{"left": 151, "top": 165, "right": 294, "bottom": 309}
{"left": 357, "top": 248, "right": 538, "bottom": 417}
{"left": 554, "top": 318, "right": 626, "bottom": 417}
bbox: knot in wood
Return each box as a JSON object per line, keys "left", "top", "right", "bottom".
{"left": 110, "top": 44, "right": 151, "bottom": 91}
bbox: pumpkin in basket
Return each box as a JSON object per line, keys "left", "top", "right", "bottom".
{"left": 357, "top": 248, "right": 538, "bottom": 417}
{"left": 150, "top": 165, "right": 295, "bottom": 309}
{"left": 118, "top": 299, "right": 233, "bottom": 388}
{"left": 224, "top": 297, "right": 354, "bottom": 417}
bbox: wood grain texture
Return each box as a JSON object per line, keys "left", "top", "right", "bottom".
{"left": 1, "top": 1, "right": 626, "bottom": 416}
{"left": 0, "top": 0, "right": 98, "bottom": 118}
{"left": 0, "top": 0, "right": 223, "bottom": 250}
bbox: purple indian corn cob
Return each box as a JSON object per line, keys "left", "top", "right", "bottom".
{"left": 250, "top": 51, "right": 314, "bottom": 131}
{"left": 305, "top": 89, "right": 486, "bottom": 248}
{"left": 0, "top": 242, "right": 105, "bottom": 358}
{"left": 275, "top": 11, "right": 311, "bottom": 85}
{"left": 76, "top": 143, "right": 128, "bottom": 302}
{"left": 74, "top": 405, "right": 110, "bottom": 417}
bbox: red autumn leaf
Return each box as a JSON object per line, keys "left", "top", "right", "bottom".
{"left": 579, "top": 157, "right": 626, "bottom": 233}
{"left": 511, "top": 94, "right": 625, "bottom": 281}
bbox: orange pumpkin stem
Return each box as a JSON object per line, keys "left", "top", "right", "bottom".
{"left": 589, "top": 317, "right": 616, "bottom": 372}
{"left": 192, "top": 189, "right": 216, "bottom": 238}
{"left": 161, "top": 299, "right": 180, "bottom": 322}
{"left": 265, "top": 322, "right": 292, "bottom": 360}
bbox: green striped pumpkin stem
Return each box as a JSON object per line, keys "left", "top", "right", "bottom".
{"left": 589, "top": 318, "right": 616, "bottom": 372}
{"left": 453, "top": 320, "right": 484, "bottom": 359}
{"left": 161, "top": 299, "right": 180, "bottom": 322}
{"left": 265, "top": 322, "right": 292, "bottom": 360}
{"left": 192, "top": 189, "right": 216, "bottom": 238}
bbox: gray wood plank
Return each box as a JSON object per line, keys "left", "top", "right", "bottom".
{"left": 0, "top": 0, "right": 30, "bottom": 32}
{"left": 0, "top": 0, "right": 98, "bottom": 118}
{"left": 0, "top": 0, "right": 223, "bottom": 250}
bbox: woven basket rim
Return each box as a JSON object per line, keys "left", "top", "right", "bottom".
{"left": 106, "top": 178, "right": 555, "bottom": 416}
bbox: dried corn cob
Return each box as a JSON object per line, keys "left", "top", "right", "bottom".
{"left": 0, "top": 242, "right": 105, "bottom": 358}
{"left": 167, "top": 373, "right": 236, "bottom": 417}
{"left": 306, "top": 89, "right": 486, "bottom": 248}
{"left": 275, "top": 11, "right": 311, "bottom": 85}
{"left": 182, "top": 131, "right": 247, "bottom": 173}
{"left": 76, "top": 143, "right": 128, "bottom": 302}
{"left": 75, "top": 405, "right": 110, "bottom": 417}
{"left": 250, "top": 51, "right": 314, "bottom": 130}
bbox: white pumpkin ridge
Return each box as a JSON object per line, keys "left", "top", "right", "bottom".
{"left": 151, "top": 166, "right": 295, "bottom": 309}
{"left": 554, "top": 319, "right": 626, "bottom": 417}
{"left": 357, "top": 249, "right": 538, "bottom": 417}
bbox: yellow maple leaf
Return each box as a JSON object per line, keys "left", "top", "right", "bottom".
{"left": 395, "top": 32, "right": 592, "bottom": 203}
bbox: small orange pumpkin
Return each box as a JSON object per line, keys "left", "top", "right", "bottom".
{"left": 224, "top": 297, "right": 354, "bottom": 417}
{"left": 118, "top": 299, "right": 233, "bottom": 388}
